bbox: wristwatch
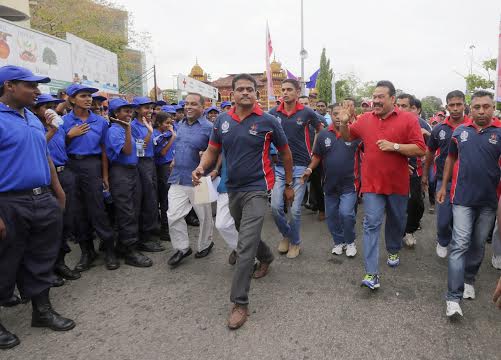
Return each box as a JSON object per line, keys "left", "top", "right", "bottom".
{"left": 285, "top": 182, "right": 294, "bottom": 188}
{"left": 393, "top": 143, "right": 400, "bottom": 152}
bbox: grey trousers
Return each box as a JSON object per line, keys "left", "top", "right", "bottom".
{"left": 228, "top": 191, "right": 274, "bottom": 305}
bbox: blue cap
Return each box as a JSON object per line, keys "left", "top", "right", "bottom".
{"left": 92, "top": 94, "right": 107, "bottom": 102}
{"left": 160, "top": 105, "right": 176, "bottom": 114}
{"left": 174, "top": 104, "right": 184, "bottom": 111}
{"left": 108, "top": 98, "right": 137, "bottom": 113}
{"left": 35, "top": 93, "right": 64, "bottom": 106}
{"left": 0, "top": 65, "right": 50, "bottom": 87}
{"left": 205, "top": 106, "right": 220, "bottom": 114}
{"left": 220, "top": 101, "right": 232, "bottom": 108}
{"left": 132, "top": 96, "right": 155, "bottom": 106}
{"left": 156, "top": 100, "right": 167, "bottom": 106}
{"left": 178, "top": 100, "right": 186, "bottom": 107}
{"left": 66, "top": 83, "right": 99, "bottom": 96}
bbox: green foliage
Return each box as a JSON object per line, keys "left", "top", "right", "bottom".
{"left": 421, "top": 96, "right": 443, "bottom": 119}
{"left": 317, "top": 48, "right": 333, "bottom": 104}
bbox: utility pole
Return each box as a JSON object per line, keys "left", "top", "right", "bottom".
{"left": 469, "top": 44, "right": 476, "bottom": 76}
{"left": 300, "top": 0, "right": 308, "bottom": 95}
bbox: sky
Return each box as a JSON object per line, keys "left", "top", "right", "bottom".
{"left": 115, "top": 0, "right": 500, "bottom": 102}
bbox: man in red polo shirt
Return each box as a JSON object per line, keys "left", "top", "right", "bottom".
{"left": 338, "top": 80, "right": 426, "bottom": 289}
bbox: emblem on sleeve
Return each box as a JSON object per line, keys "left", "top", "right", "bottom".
{"left": 221, "top": 120, "right": 230, "bottom": 133}
{"left": 460, "top": 130, "right": 468, "bottom": 142}
{"left": 439, "top": 129, "right": 446, "bottom": 140}
{"left": 489, "top": 133, "right": 498, "bottom": 144}
{"left": 324, "top": 137, "right": 331, "bottom": 147}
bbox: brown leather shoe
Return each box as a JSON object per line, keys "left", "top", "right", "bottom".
{"left": 227, "top": 304, "right": 249, "bottom": 330}
{"left": 253, "top": 261, "right": 271, "bottom": 279}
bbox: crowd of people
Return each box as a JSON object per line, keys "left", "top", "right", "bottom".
{"left": 1, "top": 64, "right": 501, "bottom": 349}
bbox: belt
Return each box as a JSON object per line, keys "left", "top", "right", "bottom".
{"left": 68, "top": 154, "right": 100, "bottom": 160}
{"left": 115, "top": 163, "right": 137, "bottom": 169}
{"left": 0, "top": 186, "right": 51, "bottom": 197}
{"left": 56, "top": 166, "right": 65, "bottom": 173}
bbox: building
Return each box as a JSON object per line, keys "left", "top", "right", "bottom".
{"left": 121, "top": 48, "right": 147, "bottom": 97}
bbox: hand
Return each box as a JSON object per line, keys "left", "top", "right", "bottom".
{"left": 421, "top": 175, "right": 429, "bottom": 193}
{"left": 103, "top": 178, "right": 110, "bottom": 192}
{"left": 56, "top": 191, "right": 66, "bottom": 210}
{"left": 0, "top": 217, "right": 6, "bottom": 240}
{"left": 436, "top": 187, "right": 446, "bottom": 204}
{"left": 44, "top": 111, "right": 59, "bottom": 128}
{"left": 421, "top": 128, "right": 431, "bottom": 137}
{"left": 300, "top": 168, "right": 312, "bottom": 185}
{"left": 342, "top": 100, "right": 356, "bottom": 119}
{"left": 494, "top": 277, "right": 501, "bottom": 309}
{"left": 284, "top": 186, "right": 295, "bottom": 207}
{"left": 67, "top": 123, "right": 90, "bottom": 139}
{"left": 110, "top": 117, "right": 130, "bottom": 127}
{"left": 192, "top": 166, "right": 204, "bottom": 186}
{"left": 408, "top": 164, "right": 414, "bottom": 175}
{"left": 199, "top": 151, "right": 204, "bottom": 158}
{"left": 338, "top": 103, "right": 351, "bottom": 125}
{"left": 209, "top": 169, "right": 219, "bottom": 180}
{"left": 376, "top": 139, "right": 395, "bottom": 152}
{"left": 143, "top": 117, "right": 153, "bottom": 133}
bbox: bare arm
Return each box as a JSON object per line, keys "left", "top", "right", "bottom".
{"left": 192, "top": 144, "right": 221, "bottom": 184}
{"left": 160, "top": 134, "right": 176, "bottom": 157}
{"left": 122, "top": 125, "right": 132, "bottom": 155}
{"left": 279, "top": 145, "right": 295, "bottom": 206}
{"left": 421, "top": 149, "right": 434, "bottom": 191}
{"left": 436, "top": 153, "right": 457, "bottom": 204}
{"left": 300, "top": 155, "right": 321, "bottom": 184}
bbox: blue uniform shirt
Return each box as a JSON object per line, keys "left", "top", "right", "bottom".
{"left": 168, "top": 116, "right": 213, "bottom": 186}
{"left": 269, "top": 102, "right": 323, "bottom": 167}
{"left": 0, "top": 104, "right": 50, "bottom": 191}
{"left": 153, "top": 129, "right": 174, "bottom": 165}
{"left": 131, "top": 119, "right": 154, "bottom": 158}
{"left": 105, "top": 123, "right": 138, "bottom": 165}
{"left": 217, "top": 154, "right": 229, "bottom": 194}
{"left": 210, "top": 104, "right": 289, "bottom": 192}
{"left": 46, "top": 126, "right": 68, "bottom": 166}
{"left": 449, "top": 121, "right": 501, "bottom": 208}
{"left": 62, "top": 110, "right": 108, "bottom": 155}
{"left": 313, "top": 126, "right": 362, "bottom": 195}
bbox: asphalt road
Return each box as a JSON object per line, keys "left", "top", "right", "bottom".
{"left": 2, "top": 204, "right": 501, "bottom": 360}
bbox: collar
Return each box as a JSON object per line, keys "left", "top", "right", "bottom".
{"left": 69, "top": 109, "right": 98, "bottom": 123}
{"left": 327, "top": 124, "right": 342, "bottom": 138}
{"left": 276, "top": 101, "right": 304, "bottom": 117}
{"left": 371, "top": 105, "right": 399, "bottom": 120}
{"left": 181, "top": 116, "right": 205, "bottom": 125}
{"left": 227, "top": 103, "right": 263, "bottom": 122}
{"left": 0, "top": 102, "right": 26, "bottom": 117}
{"left": 444, "top": 115, "right": 468, "bottom": 129}
{"left": 466, "top": 118, "right": 501, "bottom": 131}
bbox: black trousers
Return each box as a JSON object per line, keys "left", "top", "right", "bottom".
{"left": 405, "top": 176, "right": 425, "bottom": 234}
{"left": 68, "top": 156, "right": 114, "bottom": 245}
{"left": 136, "top": 157, "right": 158, "bottom": 235}
{"left": 110, "top": 164, "right": 139, "bottom": 247}
{"left": 0, "top": 191, "right": 62, "bottom": 303}
{"left": 428, "top": 178, "right": 436, "bottom": 206}
{"left": 156, "top": 163, "right": 171, "bottom": 227}
{"left": 309, "top": 166, "right": 325, "bottom": 212}
{"left": 57, "top": 168, "right": 76, "bottom": 253}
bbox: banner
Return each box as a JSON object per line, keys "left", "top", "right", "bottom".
{"left": 497, "top": 15, "right": 501, "bottom": 103}
{"left": 266, "top": 22, "right": 274, "bottom": 101}
{"left": 177, "top": 74, "right": 218, "bottom": 100}
{"left": 0, "top": 19, "right": 72, "bottom": 93}
{"left": 66, "top": 33, "right": 119, "bottom": 94}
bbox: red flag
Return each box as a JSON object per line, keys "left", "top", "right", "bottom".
{"left": 266, "top": 22, "right": 274, "bottom": 101}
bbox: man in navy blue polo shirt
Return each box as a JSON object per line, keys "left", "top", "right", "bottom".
{"left": 301, "top": 103, "right": 362, "bottom": 257}
{"left": 268, "top": 78, "right": 324, "bottom": 258}
{"left": 167, "top": 93, "right": 214, "bottom": 267}
{"left": 193, "top": 73, "right": 293, "bottom": 330}
{"left": 422, "top": 90, "right": 468, "bottom": 258}
{"left": 437, "top": 90, "right": 501, "bottom": 319}
{"left": 0, "top": 65, "right": 75, "bottom": 349}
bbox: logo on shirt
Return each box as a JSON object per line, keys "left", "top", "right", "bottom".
{"left": 296, "top": 117, "right": 303, "bottom": 126}
{"left": 460, "top": 130, "right": 468, "bottom": 142}
{"left": 439, "top": 129, "right": 446, "bottom": 140}
{"left": 221, "top": 121, "right": 230, "bottom": 134}
{"left": 489, "top": 133, "right": 498, "bottom": 145}
{"left": 249, "top": 123, "right": 258, "bottom": 136}
{"left": 324, "top": 137, "right": 332, "bottom": 147}
{"left": 344, "top": 142, "right": 352, "bottom": 146}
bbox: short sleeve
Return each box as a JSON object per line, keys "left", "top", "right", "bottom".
{"left": 427, "top": 127, "right": 440, "bottom": 151}
{"left": 105, "top": 126, "right": 125, "bottom": 162}
{"left": 100, "top": 118, "right": 109, "bottom": 144}
{"left": 270, "top": 116, "right": 288, "bottom": 151}
{"left": 406, "top": 116, "right": 426, "bottom": 150}
{"left": 209, "top": 117, "right": 222, "bottom": 148}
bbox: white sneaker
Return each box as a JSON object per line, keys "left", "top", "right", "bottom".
{"left": 446, "top": 301, "right": 463, "bottom": 319}
{"left": 331, "top": 244, "right": 344, "bottom": 255}
{"left": 492, "top": 255, "right": 501, "bottom": 270}
{"left": 345, "top": 243, "right": 357, "bottom": 257}
{"left": 463, "top": 283, "right": 475, "bottom": 300}
{"left": 436, "top": 243, "right": 447, "bottom": 258}
{"left": 403, "top": 233, "right": 416, "bottom": 248}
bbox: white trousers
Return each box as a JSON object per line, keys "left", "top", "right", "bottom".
{"left": 167, "top": 184, "right": 213, "bottom": 252}
{"left": 215, "top": 193, "right": 238, "bottom": 250}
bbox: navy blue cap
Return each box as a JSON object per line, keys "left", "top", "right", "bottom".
{"left": 0, "top": 65, "right": 50, "bottom": 87}
{"left": 205, "top": 106, "right": 220, "bottom": 114}
{"left": 66, "top": 83, "right": 99, "bottom": 96}
{"left": 92, "top": 94, "right": 107, "bottom": 102}
{"left": 156, "top": 100, "right": 167, "bottom": 106}
{"left": 108, "top": 98, "right": 137, "bottom": 113}
{"left": 35, "top": 93, "right": 64, "bottom": 106}
{"left": 178, "top": 100, "right": 186, "bottom": 107}
{"left": 132, "top": 96, "right": 155, "bottom": 106}
{"left": 220, "top": 101, "right": 232, "bottom": 108}
{"left": 160, "top": 105, "right": 176, "bottom": 114}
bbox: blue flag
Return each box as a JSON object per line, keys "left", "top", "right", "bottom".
{"left": 306, "top": 69, "right": 320, "bottom": 89}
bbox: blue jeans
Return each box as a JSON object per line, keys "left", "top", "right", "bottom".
{"left": 362, "top": 193, "right": 408, "bottom": 275}
{"left": 436, "top": 180, "right": 452, "bottom": 247}
{"left": 446, "top": 205, "right": 496, "bottom": 302}
{"left": 271, "top": 166, "right": 307, "bottom": 245}
{"left": 325, "top": 191, "right": 357, "bottom": 245}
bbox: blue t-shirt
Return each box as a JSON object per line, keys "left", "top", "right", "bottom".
{"left": 153, "top": 129, "right": 174, "bottom": 165}
{"left": 217, "top": 154, "right": 228, "bottom": 194}
{"left": 449, "top": 121, "right": 501, "bottom": 208}
{"left": 105, "top": 123, "right": 138, "bottom": 165}
{"left": 46, "top": 126, "right": 68, "bottom": 166}
{"left": 0, "top": 104, "right": 50, "bottom": 191}
{"left": 62, "top": 110, "right": 108, "bottom": 155}
{"left": 131, "top": 118, "right": 154, "bottom": 158}
{"left": 210, "top": 104, "right": 288, "bottom": 192}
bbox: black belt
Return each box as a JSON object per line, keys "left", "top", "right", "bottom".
{"left": 69, "top": 154, "right": 100, "bottom": 160}
{"left": 115, "top": 163, "right": 137, "bottom": 169}
{"left": 56, "top": 166, "right": 65, "bottom": 173}
{"left": 0, "top": 186, "right": 51, "bottom": 197}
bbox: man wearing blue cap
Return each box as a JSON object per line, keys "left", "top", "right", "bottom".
{"left": 31, "top": 94, "right": 81, "bottom": 283}
{"left": 0, "top": 65, "right": 75, "bottom": 349}
{"left": 220, "top": 101, "right": 232, "bottom": 112}
{"left": 63, "top": 83, "right": 119, "bottom": 271}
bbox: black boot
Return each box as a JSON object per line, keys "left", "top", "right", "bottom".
{"left": 159, "top": 225, "right": 171, "bottom": 242}
{"left": 137, "top": 233, "right": 165, "bottom": 253}
{"left": 0, "top": 320, "right": 20, "bottom": 350}
{"left": 124, "top": 245, "right": 153, "bottom": 267}
{"left": 74, "top": 241, "right": 97, "bottom": 272}
{"left": 51, "top": 276, "right": 65, "bottom": 287}
{"left": 55, "top": 251, "right": 81, "bottom": 280}
{"left": 31, "top": 289, "right": 75, "bottom": 331}
{"left": 104, "top": 242, "right": 120, "bottom": 271}
{"left": 2, "top": 295, "right": 21, "bottom": 308}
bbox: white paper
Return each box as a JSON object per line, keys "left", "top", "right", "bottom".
{"left": 194, "top": 176, "right": 218, "bottom": 205}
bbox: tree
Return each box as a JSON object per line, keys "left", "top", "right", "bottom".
{"left": 355, "top": 81, "right": 376, "bottom": 101}
{"left": 421, "top": 96, "right": 443, "bottom": 119}
{"left": 334, "top": 73, "right": 359, "bottom": 102}
{"left": 316, "top": 48, "right": 333, "bottom": 103}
